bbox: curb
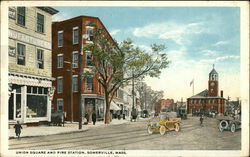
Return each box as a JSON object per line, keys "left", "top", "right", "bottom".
{"left": 9, "top": 129, "right": 88, "bottom": 140}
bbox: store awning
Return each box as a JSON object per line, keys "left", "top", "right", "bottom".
{"left": 110, "top": 101, "right": 121, "bottom": 110}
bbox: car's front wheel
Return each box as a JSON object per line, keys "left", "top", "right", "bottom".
{"left": 175, "top": 123, "right": 180, "bottom": 132}
{"left": 230, "top": 123, "right": 236, "bottom": 133}
{"left": 147, "top": 126, "right": 153, "bottom": 134}
{"left": 159, "top": 126, "right": 166, "bottom": 135}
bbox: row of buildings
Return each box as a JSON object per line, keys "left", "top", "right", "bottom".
{"left": 8, "top": 7, "right": 135, "bottom": 124}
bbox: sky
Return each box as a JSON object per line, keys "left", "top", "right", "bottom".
{"left": 52, "top": 6, "right": 240, "bottom": 101}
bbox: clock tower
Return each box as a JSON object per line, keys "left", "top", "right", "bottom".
{"left": 208, "top": 64, "right": 218, "bottom": 96}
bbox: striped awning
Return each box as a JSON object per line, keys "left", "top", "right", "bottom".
{"left": 9, "top": 72, "right": 53, "bottom": 87}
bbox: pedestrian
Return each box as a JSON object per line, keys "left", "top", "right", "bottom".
{"left": 92, "top": 112, "right": 96, "bottom": 125}
{"left": 200, "top": 115, "right": 204, "bottom": 126}
{"left": 14, "top": 121, "right": 22, "bottom": 139}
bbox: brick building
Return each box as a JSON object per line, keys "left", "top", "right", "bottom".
{"left": 52, "top": 16, "right": 124, "bottom": 122}
{"left": 187, "top": 66, "right": 226, "bottom": 115}
{"left": 8, "top": 7, "right": 58, "bottom": 124}
{"left": 155, "top": 99, "right": 175, "bottom": 113}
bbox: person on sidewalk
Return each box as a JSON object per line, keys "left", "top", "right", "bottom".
{"left": 92, "top": 112, "right": 96, "bottom": 125}
{"left": 14, "top": 121, "right": 22, "bottom": 139}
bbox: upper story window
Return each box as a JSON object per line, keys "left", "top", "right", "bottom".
{"left": 37, "top": 49, "right": 44, "bottom": 69}
{"left": 86, "top": 27, "right": 93, "bottom": 41}
{"left": 58, "top": 31, "right": 63, "bottom": 47}
{"left": 57, "top": 77, "right": 63, "bottom": 94}
{"left": 86, "top": 51, "right": 93, "bottom": 66}
{"left": 57, "top": 54, "right": 63, "bottom": 68}
{"left": 72, "top": 75, "right": 78, "bottom": 92}
{"left": 73, "top": 27, "right": 79, "bottom": 44}
{"left": 57, "top": 99, "right": 63, "bottom": 112}
{"left": 37, "top": 13, "right": 44, "bottom": 33}
{"left": 17, "top": 43, "right": 25, "bottom": 65}
{"left": 17, "top": 7, "right": 25, "bottom": 26}
{"left": 72, "top": 51, "right": 78, "bottom": 68}
{"left": 86, "top": 77, "right": 93, "bottom": 91}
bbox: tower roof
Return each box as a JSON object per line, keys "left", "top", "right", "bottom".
{"left": 209, "top": 64, "right": 218, "bottom": 75}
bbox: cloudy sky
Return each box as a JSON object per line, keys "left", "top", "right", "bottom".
{"left": 52, "top": 6, "right": 240, "bottom": 101}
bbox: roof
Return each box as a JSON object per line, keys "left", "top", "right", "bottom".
{"left": 188, "top": 89, "right": 225, "bottom": 99}
{"left": 209, "top": 68, "right": 218, "bottom": 75}
{"left": 37, "top": 7, "right": 59, "bottom": 15}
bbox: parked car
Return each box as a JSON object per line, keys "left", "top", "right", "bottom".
{"left": 217, "top": 116, "right": 241, "bottom": 132}
{"left": 147, "top": 113, "right": 180, "bottom": 135}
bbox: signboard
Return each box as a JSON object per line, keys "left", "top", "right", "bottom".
{"left": 9, "top": 29, "right": 51, "bottom": 50}
{"left": 9, "top": 7, "right": 16, "bottom": 20}
{"left": 8, "top": 46, "right": 16, "bottom": 57}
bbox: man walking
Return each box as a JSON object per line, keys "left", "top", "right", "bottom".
{"left": 92, "top": 112, "right": 96, "bottom": 125}
{"left": 14, "top": 121, "right": 22, "bottom": 139}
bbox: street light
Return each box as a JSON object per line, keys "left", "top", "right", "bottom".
{"left": 64, "top": 61, "right": 73, "bottom": 122}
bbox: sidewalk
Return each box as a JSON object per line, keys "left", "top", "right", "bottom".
{"left": 9, "top": 118, "right": 131, "bottom": 139}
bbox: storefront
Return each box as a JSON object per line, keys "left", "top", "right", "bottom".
{"left": 8, "top": 72, "right": 54, "bottom": 123}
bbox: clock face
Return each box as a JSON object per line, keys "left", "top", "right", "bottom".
{"left": 210, "top": 82, "right": 215, "bottom": 86}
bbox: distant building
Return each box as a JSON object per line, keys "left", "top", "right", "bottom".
{"left": 187, "top": 66, "right": 226, "bottom": 115}
{"left": 155, "top": 98, "right": 175, "bottom": 113}
{"left": 8, "top": 7, "right": 58, "bottom": 124}
{"left": 52, "top": 16, "right": 124, "bottom": 122}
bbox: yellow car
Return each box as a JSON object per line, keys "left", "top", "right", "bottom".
{"left": 147, "top": 113, "right": 180, "bottom": 135}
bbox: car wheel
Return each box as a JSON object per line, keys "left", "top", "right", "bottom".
{"left": 219, "top": 120, "right": 228, "bottom": 130}
{"left": 175, "top": 123, "right": 180, "bottom": 132}
{"left": 159, "top": 126, "right": 166, "bottom": 135}
{"left": 230, "top": 123, "right": 236, "bottom": 133}
{"left": 147, "top": 126, "right": 153, "bottom": 135}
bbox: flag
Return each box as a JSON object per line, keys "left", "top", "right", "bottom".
{"left": 190, "top": 79, "right": 194, "bottom": 87}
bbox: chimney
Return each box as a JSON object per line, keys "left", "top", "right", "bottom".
{"left": 220, "top": 90, "right": 223, "bottom": 98}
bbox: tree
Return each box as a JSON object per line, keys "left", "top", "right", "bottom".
{"left": 83, "top": 26, "right": 170, "bottom": 124}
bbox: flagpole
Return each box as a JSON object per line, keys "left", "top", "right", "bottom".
{"left": 192, "top": 79, "right": 194, "bottom": 96}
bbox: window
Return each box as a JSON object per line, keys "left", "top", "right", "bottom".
{"left": 37, "top": 13, "right": 44, "bottom": 33}
{"left": 72, "top": 75, "right": 78, "bottom": 92}
{"left": 37, "top": 49, "right": 44, "bottom": 69}
{"left": 17, "top": 43, "right": 25, "bottom": 65}
{"left": 57, "top": 99, "right": 64, "bottom": 112}
{"left": 57, "top": 77, "right": 63, "bottom": 93}
{"left": 17, "top": 7, "right": 25, "bottom": 26}
{"left": 57, "top": 54, "right": 63, "bottom": 68}
{"left": 86, "top": 77, "right": 93, "bottom": 91}
{"left": 98, "top": 82, "right": 102, "bottom": 93}
{"left": 58, "top": 31, "right": 63, "bottom": 47}
{"left": 73, "top": 27, "right": 78, "bottom": 44}
{"left": 26, "top": 86, "right": 48, "bottom": 118}
{"left": 72, "top": 51, "right": 78, "bottom": 68}
{"left": 86, "top": 51, "right": 92, "bottom": 66}
{"left": 86, "top": 27, "right": 93, "bottom": 41}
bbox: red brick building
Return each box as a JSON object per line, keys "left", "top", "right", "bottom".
{"left": 187, "top": 66, "right": 226, "bottom": 115}
{"left": 52, "top": 16, "right": 123, "bottom": 122}
{"left": 155, "top": 99, "right": 175, "bottom": 113}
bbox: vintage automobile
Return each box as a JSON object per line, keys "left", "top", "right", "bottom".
{"left": 147, "top": 113, "right": 180, "bottom": 135}
{"left": 218, "top": 116, "right": 241, "bottom": 132}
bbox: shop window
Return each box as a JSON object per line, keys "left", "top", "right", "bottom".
{"left": 72, "top": 51, "right": 78, "bottom": 68}
{"left": 57, "top": 77, "right": 63, "bottom": 93}
{"left": 16, "top": 94, "right": 22, "bottom": 118}
{"left": 58, "top": 31, "right": 63, "bottom": 47}
{"left": 86, "top": 77, "right": 93, "bottom": 91}
{"left": 17, "top": 7, "right": 25, "bottom": 26}
{"left": 37, "top": 49, "right": 44, "bottom": 69}
{"left": 33, "top": 87, "right": 38, "bottom": 94}
{"left": 86, "top": 51, "right": 93, "bottom": 66}
{"left": 57, "top": 99, "right": 63, "bottom": 112}
{"left": 86, "top": 28, "right": 93, "bottom": 41}
{"left": 73, "top": 27, "right": 78, "bottom": 44}
{"left": 37, "top": 13, "right": 44, "bottom": 33}
{"left": 72, "top": 75, "right": 78, "bottom": 92}
{"left": 57, "top": 54, "right": 63, "bottom": 68}
{"left": 17, "top": 43, "right": 25, "bottom": 65}
{"left": 27, "top": 95, "right": 47, "bottom": 118}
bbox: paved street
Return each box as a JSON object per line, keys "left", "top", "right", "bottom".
{"left": 9, "top": 116, "right": 240, "bottom": 150}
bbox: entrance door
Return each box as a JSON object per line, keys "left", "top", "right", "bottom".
{"left": 8, "top": 93, "right": 14, "bottom": 120}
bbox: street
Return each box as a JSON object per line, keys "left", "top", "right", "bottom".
{"left": 9, "top": 116, "right": 241, "bottom": 150}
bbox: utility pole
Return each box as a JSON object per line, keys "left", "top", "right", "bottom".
{"left": 132, "top": 72, "right": 135, "bottom": 110}
{"left": 79, "top": 35, "right": 83, "bottom": 129}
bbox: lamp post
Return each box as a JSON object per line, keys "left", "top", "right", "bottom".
{"left": 64, "top": 61, "right": 73, "bottom": 122}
